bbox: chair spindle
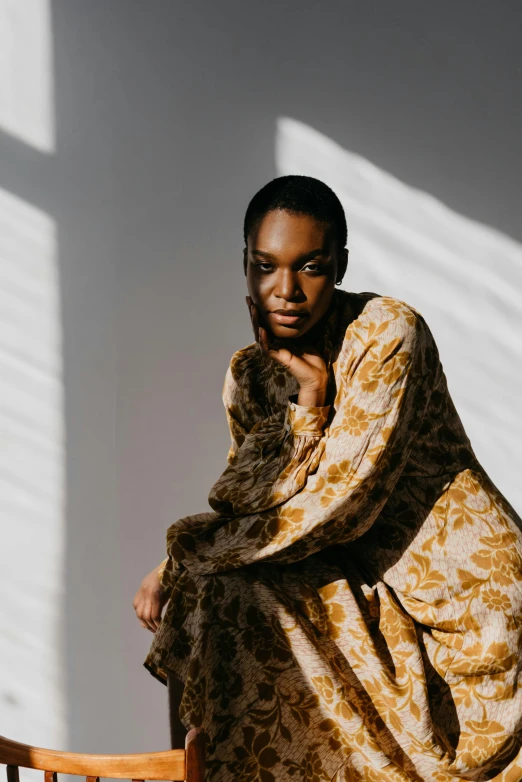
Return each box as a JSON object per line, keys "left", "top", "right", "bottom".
{"left": 6, "top": 766, "right": 19, "bottom": 782}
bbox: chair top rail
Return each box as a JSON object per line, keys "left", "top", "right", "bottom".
{"left": 0, "top": 735, "right": 186, "bottom": 780}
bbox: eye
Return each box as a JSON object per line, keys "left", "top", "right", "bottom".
{"left": 253, "top": 261, "right": 324, "bottom": 274}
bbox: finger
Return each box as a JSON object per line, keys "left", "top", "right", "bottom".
{"left": 262, "top": 336, "right": 294, "bottom": 367}
{"left": 245, "top": 297, "right": 255, "bottom": 337}
{"left": 142, "top": 603, "right": 157, "bottom": 633}
{"left": 135, "top": 601, "right": 156, "bottom": 633}
{"left": 137, "top": 613, "right": 154, "bottom": 632}
{"left": 259, "top": 325, "right": 275, "bottom": 357}
{"left": 258, "top": 325, "right": 267, "bottom": 354}
{"left": 247, "top": 296, "right": 258, "bottom": 342}
{"left": 267, "top": 345, "right": 319, "bottom": 381}
{"left": 251, "top": 303, "right": 260, "bottom": 343}
{"left": 246, "top": 297, "right": 259, "bottom": 342}
{"left": 245, "top": 296, "right": 254, "bottom": 335}
{"left": 150, "top": 601, "right": 163, "bottom": 631}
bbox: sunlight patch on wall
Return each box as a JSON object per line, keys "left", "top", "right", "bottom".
{"left": 0, "top": 186, "right": 66, "bottom": 752}
{"left": 276, "top": 116, "right": 522, "bottom": 512}
{"left": 0, "top": 0, "right": 55, "bottom": 152}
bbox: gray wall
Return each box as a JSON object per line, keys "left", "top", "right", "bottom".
{"left": 1, "top": 0, "right": 521, "bottom": 756}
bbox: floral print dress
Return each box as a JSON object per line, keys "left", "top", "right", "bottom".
{"left": 144, "top": 288, "right": 522, "bottom": 782}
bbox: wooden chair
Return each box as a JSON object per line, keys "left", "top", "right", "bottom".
{"left": 0, "top": 728, "right": 205, "bottom": 782}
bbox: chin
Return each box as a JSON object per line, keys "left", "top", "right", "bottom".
{"left": 270, "top": 324, "right": 309, "bottom": 340}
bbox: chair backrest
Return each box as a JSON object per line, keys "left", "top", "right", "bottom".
{"left": 0, "top": 728, "right": 205, "bottom": 782}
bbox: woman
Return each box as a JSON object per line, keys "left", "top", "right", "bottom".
{"left": 133, "top": 176, "right": 522, "bottom": 781}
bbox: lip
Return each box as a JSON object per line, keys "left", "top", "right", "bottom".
{"left": 270, "top": 311, "right": 308, "bottom": 326}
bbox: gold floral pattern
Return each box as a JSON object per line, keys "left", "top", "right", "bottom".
{"left": 144, "top": 289, "right": 522, "bottom": 781}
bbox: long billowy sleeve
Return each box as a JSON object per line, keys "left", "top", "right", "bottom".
{"left": 211, "top": 362, "right": 332, "bottom": 516}
{"left": 166, "top": 304, "right": 438, "bottom": 574}
{"left": 156, "top": 556, "right": 180, "bottom": 595}
{"left": 156, "top": 351, "right": 328, "bottom": 588}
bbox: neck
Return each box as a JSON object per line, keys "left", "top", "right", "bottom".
{"left": 295, "top": 290, "right": 337, "bottom": 347}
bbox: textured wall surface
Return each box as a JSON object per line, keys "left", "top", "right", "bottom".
{"left": 0, "top": 0, "right": 520, "bottom": 763}
{"left": 277, "top": 117, "right": 522, "bottom": 511}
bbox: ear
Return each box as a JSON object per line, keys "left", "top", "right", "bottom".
{"left": 337, "top": 247, "right": 349, "bottom": 283}
{"left": 243, "top": 247, "right": 248, "bottom": 276}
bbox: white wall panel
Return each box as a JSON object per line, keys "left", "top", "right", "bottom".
{"left": 0, "top": 187, "right": 66, "bottom": 756}
{"left": 0, "top": 0, "right": 54, "bottom": 152}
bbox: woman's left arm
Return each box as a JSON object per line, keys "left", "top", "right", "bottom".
{"left": 166, "top": 305, "right": 439, "bottom": 574}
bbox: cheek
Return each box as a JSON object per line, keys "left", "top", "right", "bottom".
{"left": 247, "top": 274, "right": 270, "bottom": 302}
{"left": 308, "top": 288, "right": 334, "bottom": 322}
{"left": 307, "top": 280, "right": 333, "bottom": 305}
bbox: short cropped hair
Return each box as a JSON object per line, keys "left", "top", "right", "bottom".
{"left": 243, "top": 175, "right": 347, "bottom": 251}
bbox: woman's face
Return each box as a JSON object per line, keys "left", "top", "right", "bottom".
{"left": 243, "top": 209, "right": 347, "bottom": 341}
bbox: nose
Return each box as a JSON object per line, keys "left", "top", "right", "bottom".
{"left": 274, "top": 269, "right": 301, "bottom": 301}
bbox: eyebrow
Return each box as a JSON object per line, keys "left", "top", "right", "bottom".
{"left": 251, "top": 249, "right": 330, "bottom": 261}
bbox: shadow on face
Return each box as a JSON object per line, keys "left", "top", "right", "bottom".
{"left": 243, "top": 208, "right": 348, "bottom": 342}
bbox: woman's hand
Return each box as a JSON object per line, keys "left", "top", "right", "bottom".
{"left": 246, "top": 296, "right": 328, "bottom": 406}
{"left": 133, "top": 563, "right": 169, "bottom": 633}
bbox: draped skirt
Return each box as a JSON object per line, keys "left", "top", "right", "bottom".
{"left": 144, "top": 545, "right": 522, "bottom": 782}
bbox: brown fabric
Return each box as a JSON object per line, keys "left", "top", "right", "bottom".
{"left": 144, "top": 289, "right": 522, "bottom": 781}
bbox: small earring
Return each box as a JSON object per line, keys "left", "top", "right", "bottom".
{"left": 335, "top": 280, "right": 342, "bottom": 286}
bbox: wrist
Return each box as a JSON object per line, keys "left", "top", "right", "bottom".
{"left": 156, "top": 557, "right": 168, "bottom": 577}
{"left": 297, "top": 387, "right": 327, "bottom": 407}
